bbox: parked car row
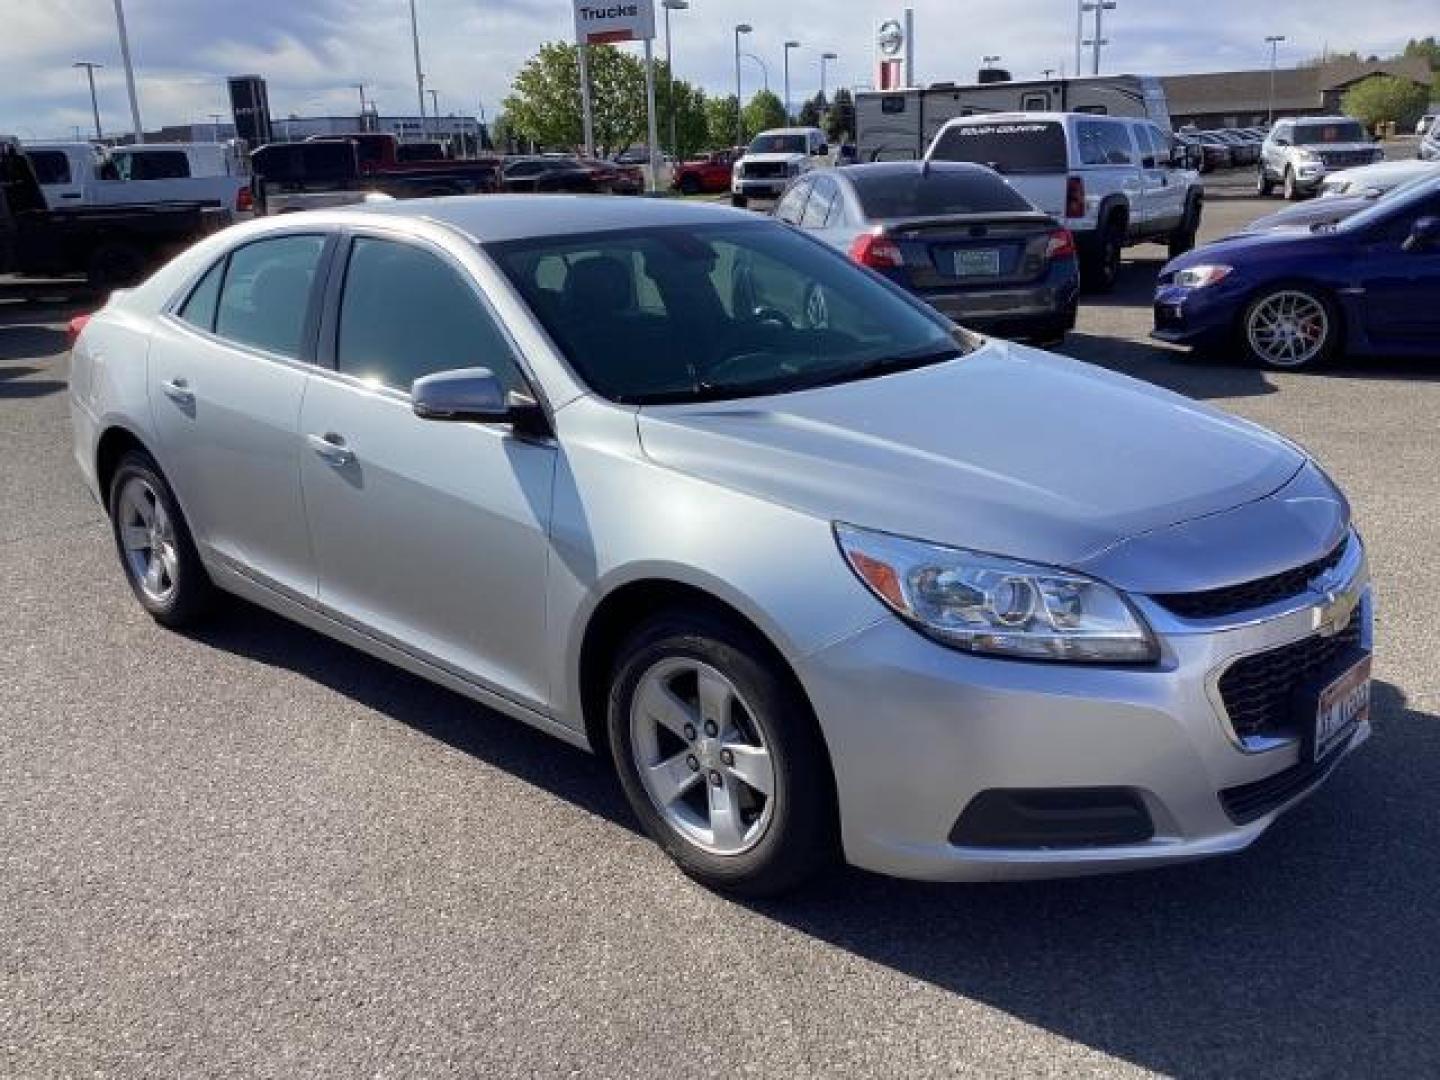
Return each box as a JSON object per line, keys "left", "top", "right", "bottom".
{"left": 23, "top": 139, "right": 253, "bottom": 216}
{"left": 1177, "top": 127, "right": 1267, "bottom": 173}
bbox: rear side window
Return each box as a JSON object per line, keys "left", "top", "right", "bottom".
{"left": 928, "top": 121, "right": 1067, "bottom": 175}
{"left": 774, "top": 181, "right": 810, "bottom": 224}
{"left": 850, "top": 167, "right": 1032, "bottom": 218}
{"left": 214, "top": 235, "right": 327, "bottom": 358}
{"left": 178, "top": 259, "right": 225, "bottom": 331}
{"left": 1076, "top": 122, "right": 1134, "bottom": 166}
{"left": 336, "top": 237, "right": 525, "bottom": 394}
{"left": 29, "top": 151, "right": 71, "bottom": 185}
{"left": 115, "top": 150, "right": 191, "bottom": 180}
{"left": 800, "top": 178, "right": 838, "bottom": 227}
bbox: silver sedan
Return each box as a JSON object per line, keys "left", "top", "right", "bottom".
{"left": 70, "top": 196, "right": 1373, "bottom": 895}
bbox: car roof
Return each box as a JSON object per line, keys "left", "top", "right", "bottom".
{"left": 350, "top": 193, "right": 752, "bottom": 242}
{"left": 754, "top": 127, "right": 824, "bottom": 136}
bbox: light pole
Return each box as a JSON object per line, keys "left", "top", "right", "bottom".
{"left": 734, "top": 24, "right": 752, "bottom": 147}
{"left": 73, "top": 61, "right": 104, "bottom": 140}
{"left": 428, "top": 88, "right": 440, "bottom": 141}
{"left": 408, "top": 0, "right": 427, "bottom": 142}
{"left": 110, "top": 0, "right": 144, "bottom": 142}
{"left": 353, "top": 83, "right": 368, "bottom": 129}
{"left": 1081, "top": 1, "right": 1116, "bottom": 76}
{"left": 820, "top": 51, "right": 837, "bottom": 104}
{"left": 783, "top": 41, "right": 801, "bottom": 123}
{"left": 1265, "top": 35, "right": 1286, "bottom": 125}
{"left": 663, "top": 0, "right": 688, "bottom": 157}
{"left": 742, "top": 53, "right": 770, "bottom": 93}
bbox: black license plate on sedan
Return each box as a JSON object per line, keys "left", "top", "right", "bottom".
{"left": 952, "top": 249, "right": 1001, "bottom": 277}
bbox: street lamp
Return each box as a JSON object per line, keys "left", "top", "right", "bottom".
{"left": 73, "top": 61, "right": 104, "bottom": 140}
{"left": 662, "top": 0, "right": 688, "bottom": 157}
{"left": 734, "top": 24, "right": 752, "bottom": 147}
{"left": 783, "top": 41, "right": 801, "bottom": 123}
{"left": 1081, "top": 1, "right": 1116, "bottom": 76}
{"left": 820, "top": 51, "right": 837, "bottom": 103}
{"left": 110, "top": 0, "right": 144, "bottom": 142}
{"left": 742, "top": 53, "right": 770, "bottom": 93}
{"left": 1265, "top": 35, "right": 1287, "bottom": 125}
{"left": 408, "top": 0, "right": 427, "bottom": 142}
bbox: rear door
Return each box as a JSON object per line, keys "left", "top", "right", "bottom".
{"left": 146, "top": 232, "right": 333, "bottom": 598}
{"left": 1137, "top": 123, "right": 1185, "bottom": 233}
{"left": 925, "top": 119, "right": 1068, "bottom": 217}
{"left": 27, "top": 149, "right": 83, "bottom": 206}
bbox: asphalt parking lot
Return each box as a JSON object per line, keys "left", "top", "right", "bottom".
{"left": 3, "top": 187, "right": 1438, "bottom": 1079}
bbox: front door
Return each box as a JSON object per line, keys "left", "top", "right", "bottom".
{"left": 298, "top": 232, "right": 556, "bottom": 709}
{"left": 1358, "top": 193, "right": 1440, "bottom": 346}
{"left": 146, "top": 232, "right": 330, "bottom": 598}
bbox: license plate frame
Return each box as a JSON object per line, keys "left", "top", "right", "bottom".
{"left": 1310, "top": 654, "right": 1371, "bottom": 762}
{"left": 951, "top": 248, "right": 1002, "bottom": 278}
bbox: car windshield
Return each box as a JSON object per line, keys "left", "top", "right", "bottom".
{"left": 849, "top": 166, "right": 1033, "bottom": 219}
{"left": 1294, "top": 121, "right": 1367, "bottom": 145}
{"left": 487, "top": 221, "right": 967, "bottom": 405}
{"left": 749, "top": 133, "right": 808, "bottom": 155}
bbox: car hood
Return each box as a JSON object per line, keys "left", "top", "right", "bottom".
{"left": 1241, "top": 195, "right": 1372, "bottom": 232}
{"left": 1325, "top": 160, "right": 1435, "bottom": 189}
{"left": 636, "top": 342, "right": 1308, "bottom": 591}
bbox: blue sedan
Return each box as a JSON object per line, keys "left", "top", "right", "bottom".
{"left": 1154, "top": 176, "right": 1440, "bottom": 369}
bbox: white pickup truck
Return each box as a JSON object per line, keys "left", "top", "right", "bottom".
{"left": 731, "top": 127, "right": 831, "bottom": 208}
{"left": 925, "top": 112, "right": 1204, "bottom": 291}
{"left": 22, "top": 141, "right": 252, "bottom": 217}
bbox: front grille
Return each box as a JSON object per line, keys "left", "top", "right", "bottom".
{"left": 741, "top": 161, "right": 788, "bottom": 179}
{"left": 1319, "top": 150, "right": 1375, "bottom": 168}
{"left": 1219, "top": 741, "right": 1351, "bottom": 824}
{"left": 1217, "top": 609, "right": 1364, "bottom": 741}
{"left": 1155, "top": 538, "right": 1347, "bottom": 620}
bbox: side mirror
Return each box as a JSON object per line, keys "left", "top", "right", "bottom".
{"left": 817, "top": 143, "right": 830, "bottom": 157}
{"left": 411, "top": 367, "right": 547, "bottom": 432}
{"left": 1402, "top": 216, "right": 1440, "bottom": 253}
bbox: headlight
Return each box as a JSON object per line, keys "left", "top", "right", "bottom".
{"left": 1172, "top": 264, "right": 1232, "bottom": 288}
{"left": 834, "top": 524, "right": 1158, "bottom": 663}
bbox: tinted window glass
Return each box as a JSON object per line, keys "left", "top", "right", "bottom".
{"left": 1076, "top": 121, "right": 1134, "bottom": 166}
{"left": 851, "top": 166, "right": 1031, "bottom": 218}
{"left": 489, "top": 221, "right": 964, "bottom": 404}
{"left": 774, "top": 181, "right": 810, "bottom": 223}
{"left": 118, "top": 150, "right": 191, "bottom": 180}
{"left": 178, "top": 259, "right": 225, "bottom": 331}
{"left": 29, "top": 151, "right": 71, "bottom": 185}
{"left": 337, "top": 237, "right": 524, "bottom": 394}
{"left": 1294, "top": 121, "right": 1367, "bottom": 145}
{"left": 929, "top": 121, "right": 1067, "bottom": 175}
{"left": 214, "top": 235, "right": 326, "bottom": 358}
{"left": 749, "top": 133, "right": 808, "bottom": 155}
{"left": 800, "top": 178, "right": 837, "bottom": 228}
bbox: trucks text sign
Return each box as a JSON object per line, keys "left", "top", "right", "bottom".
{"left": 573, "top": 1, "right": 655, "bottom": 44}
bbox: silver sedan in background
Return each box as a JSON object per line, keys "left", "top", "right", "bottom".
{"left": 70, "top": 196, "right": 1372, "bottom": 895}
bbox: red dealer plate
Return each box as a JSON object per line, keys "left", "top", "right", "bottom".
{"left": 1314, "top": 655, "right": 1371, "bottom": 762}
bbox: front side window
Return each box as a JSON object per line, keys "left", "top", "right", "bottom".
{"left": 336, "top": 237, "right": 525, "bottom": 395}
{"left": 214, "top": 235, "right": 327, "bottom": 358}
{"left": 488, "top": 221, "right": 966, "bottom": 404}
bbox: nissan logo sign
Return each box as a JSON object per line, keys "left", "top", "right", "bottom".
{"left": 877, "top": 19, "right": 904, "bottom": 57}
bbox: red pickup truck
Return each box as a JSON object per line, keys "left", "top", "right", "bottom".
{"left": 671, "top": 150, "right": 739, "bottom": 195}
{"left": 306, "top": 133, "right": 500, "bottom": 196}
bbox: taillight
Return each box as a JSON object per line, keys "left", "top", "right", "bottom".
{"left": 236, "top": 185, "right": 254, "bottom": 212}
{"left": 66, "top": 314, "right": 92, "bottom": 350}
{"left": 849, "top": 232, "right": 905, "bottom": 269}
{"left": 1065, "top": 175, "right": 1085, "bottom": 219}
{"left": 1045, "top": 229, "right": 1077, "bottom": 260}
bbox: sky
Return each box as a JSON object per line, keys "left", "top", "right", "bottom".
{"left": 1, "top": 0, "right": 1434, "bottom": 140}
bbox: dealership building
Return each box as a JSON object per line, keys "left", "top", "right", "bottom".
{"left": 1162, "top": 57, "right": 1433, "bottom": 129}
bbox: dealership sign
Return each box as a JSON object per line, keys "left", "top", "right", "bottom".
{"left": 573, "top": 0, "right": 655, "bottom": 44}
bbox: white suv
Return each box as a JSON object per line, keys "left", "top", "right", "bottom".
{"left": 732, "top": 127, "right": 829, "bottom": 208}
{"left": 925, "top": 112, "right": 1203, "bottom": 291}
{"left": 1257, "top": 117, "right": 1383, "bottom": 200}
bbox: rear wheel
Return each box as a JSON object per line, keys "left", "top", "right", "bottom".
{"left": 607, "top": 610, "right": 837, "bottom": 897}
{"left": 1081, "top": 217, "right": 1124, "bottom": 293}
{"left": 108, "top": 451, "right": 215, "bottom": 627}
{"left": 1167, "top": 199, "right": 1201, "bottom": 259}
{"left": 1241, "top": 286, "right": 1339, "bottom": 371}
{"left": 678, "top": 174, "right": 701, "bottom": 196}
{"left": 730, "top": 193, "right": 749, "bottom": 209}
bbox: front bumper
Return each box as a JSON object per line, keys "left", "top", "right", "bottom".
{"left": 1152, "top": 279, "right": 1246, "bottom": 350}
{"left": 914, "top": 264, "right": 1080, "bottom": 343}
{"left": 796, "top": 548, "right": 1372, "bottom": 882}
{"left": 732, "top": 177, "right": 790, "bottom": 198}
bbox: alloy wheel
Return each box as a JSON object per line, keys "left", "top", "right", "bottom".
{"left": 628, "top": 657, "right": 777, "bottom": 856}
{"left": 1246, "top": 290, "right": 1330, "bottom": 368}
{"left": 116, "top": 476, "right": 180, "bottom": 603}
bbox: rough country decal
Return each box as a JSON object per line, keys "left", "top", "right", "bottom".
{"left": 957, "top": 124, "right": 1051, "bottom": 137}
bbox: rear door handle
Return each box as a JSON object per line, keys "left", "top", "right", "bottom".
{"left": 306, "top": 432, "right": 355, "bottom": 466}
{"left": 160, "top": 378, "right": 194, "bottom": 406}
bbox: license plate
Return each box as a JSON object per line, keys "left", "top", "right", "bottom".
{"left": 952, "top": 249, "right": 1001, "bottom": 277}
{"left": 1314, "top": 655, "right": 1371, "bottom": 761}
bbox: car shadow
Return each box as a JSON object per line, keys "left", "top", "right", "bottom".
{"left": 0, "top": 323, "right": 70, "bottom": 364}
{"left": 1059, "top": 331, "right": 1280, "bottom": 401}
{"left": 0, "top": 362, "right": 67, "bottom": 399}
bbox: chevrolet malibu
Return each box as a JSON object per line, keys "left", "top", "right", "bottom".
{"left": 70, "top": 197, "right": 1373, "bottom": 896}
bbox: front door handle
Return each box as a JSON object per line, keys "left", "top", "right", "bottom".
{"left": 306, "top": 432, "right": 355, "bottom": 466}
{"left": 160, "top": 378, "right": 194, "bottom": 406}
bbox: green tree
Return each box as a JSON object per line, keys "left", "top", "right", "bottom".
{"left": 797, "top": 94, "right": 823, "bottom": 128}
{"left": 707, "top": 94, "right": 742, "bottom": 148}
{"left": 1342, "top": 74, "right": 1431, "bottom": 132}
{"left": 502, "top": 42, "right": 648, "bottom": 155}
{"left": 1403, "top": 37, "right": 1440, "bottom": 70}
{"left": 826, "top": 87, "right": 855, "bottom": 144}
{"left": 742, "top": 90, "right": 788, "bottom": 140}
{"left": 659, "top": 74, "right": 710, "bottom": 158}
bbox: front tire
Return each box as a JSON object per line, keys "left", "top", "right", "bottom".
{"left": 108, "top": 451, "right": 215, "bottom": 627}
{"left": 679, "top": 174, "right": 701, "bottom": 196}
{"left": 730, "top": 193, "right": 749, "bottom": 209}
{"left": 1240, "top": 285, "right": 1339, "bottom": 371}
{"left": 1167, "top": 199, "right": 1201, "bottom": 259}
{"left": 1283, "top": 167, "right": 1301, "bottom": 201}
{"left": 607, "top": 610, "right": 836, "bottom": 897}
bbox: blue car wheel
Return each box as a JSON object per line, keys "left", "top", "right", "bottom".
{"left": 1242, "top": 286, "right": 1339, "bottom": 370}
